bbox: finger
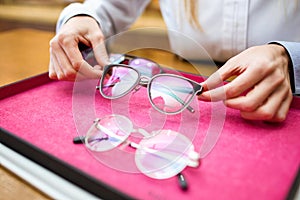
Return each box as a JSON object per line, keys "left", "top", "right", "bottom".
{"left": 52, "top": 52, "right": 87, "bottom": 81}
{"left": 240, "top": 85, "right": 290, "bottom": 121}
{"left": 198, "top": 85, "right": 227, "bottom": 101}
{"left": 93, "top": 42, "right": 110, "bottom": 66}
{"left": 49, "top": 54, "right": 58, "bottom": 80}
{"left": 59, "top": 34, "right": 87, "bottom": 72}
{"left": 61, "top": 31, "right": 108, "bottom": 79}
{"left": 52, "top": 43, "right": 79, "bottom": 81}
{"left": 201, "top": 57, "right": 246, "bottom": 91}
{"left": 73, "top": 71, "right": 91, "bottom": 82}
{"left": 85, "top": 30, "right": 110, "bottom": 67}
{"left": 77, "top": 60, "right": 103, "bottom": 80}
{"left": 57, "top": 37, "right": 102, "bottom": 80}
{"left": 200, "top": 64, "right": 269, "bottom": 102}
{"left": 199, "top": 68, "right": 229, "bottom": 101}
{"left": 224, "top": 70, "right": 284, "bottom": 112}
{"left": 51, "top": 52, "right": 65, "bottom": 80}
{"left": 50, "top": 36, "right": 80, "bottom": 81}
{"left": 270, "top": 91, "right": 292, "bottom": 122}
{"left": 201, "top": 69, "right": 228, "bottom": 92}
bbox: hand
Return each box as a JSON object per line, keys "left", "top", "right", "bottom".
{"left": 199, "top": 44, "right": 293, "bottom": 122}
{"left": 49, "top": 16, "right": 110, "bottom": 81}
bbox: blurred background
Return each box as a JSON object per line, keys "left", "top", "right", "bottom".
{"left": 0, "top": 0, "right": 163, "bottom": 86}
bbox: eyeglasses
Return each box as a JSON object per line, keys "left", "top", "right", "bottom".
{"left": 97, "top": 54, "right": 203, "bottom": 115}
{"left": 84, "top": 114, "right": 200, "bottom": 179}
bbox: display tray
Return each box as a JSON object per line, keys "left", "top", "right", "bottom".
{"left": 1, "top": 72, "right": 300, "bottom": 200}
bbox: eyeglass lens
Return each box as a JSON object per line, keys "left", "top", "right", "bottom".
{"left": 85, "top": 115, "right": 133, "bottom": 151}
{"left": 149, "top": 75, "right": 195, "bottom": 114}
{"left": 128, "top": 58, "right": 161, "bottom": 77}
{"left": 135, "top": 130, "right": 195, "bottom": 179}
{"left": 110, "top": 54, "right": 161, "bottom": 78}
{"left": 101, "top": 66, "right": 139, "bottom": 97}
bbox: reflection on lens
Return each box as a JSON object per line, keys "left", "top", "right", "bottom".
{"left": 129, "top": 58, "right": 161, "bottom": 77}
{"left": 149, "top": 75, "right": 195, "bottom": 114}
{"left": 135, "top": 130, "right": 194, "bottom": 179}
{"left": 101, "top": 66, "right": 139, "bottom": 98}
{"left": 85, "top": 115, "right": 133, "bottom": 151}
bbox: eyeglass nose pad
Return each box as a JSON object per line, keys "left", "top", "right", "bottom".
{"left": 133, "top": 85, "right": 142, "bottom": 93}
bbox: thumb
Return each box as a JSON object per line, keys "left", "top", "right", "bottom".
{"left": 92, "top": 42, "right": 111, "bottom": 67}
{"left": 76, "top": 60, "right": 103, "bottom": 81}
{"left": 199, "top": 66, "right": 231, "bottom": 101}
{"left": 201, "top": 70, "right": 225, "bottom": 91}
{"left": 87, "top": 27, "right": 110, "bottom": 67}
{"left": 83, "top": 23, "right": 110, "bottom": 67}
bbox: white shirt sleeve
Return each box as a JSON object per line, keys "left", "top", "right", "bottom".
{"left": 279, "top": 42, "right": 300, "bottom": 95}
{"left": 56, "top": 0, "right": 151, "bottom": 37}
{"left": 269, "top": 41, "right": 300, "bottom": 95}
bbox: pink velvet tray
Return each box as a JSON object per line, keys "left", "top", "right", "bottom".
{"left": 1, "top": 72, "right": 300, "bottom": 200}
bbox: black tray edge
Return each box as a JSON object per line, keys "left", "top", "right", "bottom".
{"left": 286, "top": 166, "right": 300, "bottom": 200}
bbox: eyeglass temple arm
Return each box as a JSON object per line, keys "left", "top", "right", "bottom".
{"left": 168, "top": 85, "right": 202, "bottom": 95}
{"left": 95, "top": 123, "right": 126, "bottom": 141}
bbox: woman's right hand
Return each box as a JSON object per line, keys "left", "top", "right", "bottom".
{"left": 49, "top": 16, "right": 110, "bottom": 81}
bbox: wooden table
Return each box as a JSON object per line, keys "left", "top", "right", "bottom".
{"left": 0, "top": 28, "right": 53, "bottom": 86}
{"left": 0, "top": 29, "right": 53, "bottom": 200}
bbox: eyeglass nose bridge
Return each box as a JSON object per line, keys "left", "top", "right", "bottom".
{"left": 133, "top": 76, "right": 150, "bottom": 92}
{"left": 139, "top": 76, "right": 150, "bottom": 85}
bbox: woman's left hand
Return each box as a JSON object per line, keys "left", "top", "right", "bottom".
{"left": 199, "top": 44, "right": 293, "bottom": 122}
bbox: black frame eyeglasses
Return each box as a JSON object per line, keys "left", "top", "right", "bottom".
{"left": 96, "top": 54, "right": 203, "bottom": 115}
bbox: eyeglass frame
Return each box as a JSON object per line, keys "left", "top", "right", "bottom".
{"left": 97, "top": 63, "right": 203, "bottom": 115}
{"left": 109, "top": 53, "right": 163, "bottom": 74}
{"left": 84, "top": 114, "right": 200, "bottom": 179}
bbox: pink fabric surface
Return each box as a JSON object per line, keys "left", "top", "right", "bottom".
{"left": 1, "top": 73, "right": 300, "bottom": 200}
